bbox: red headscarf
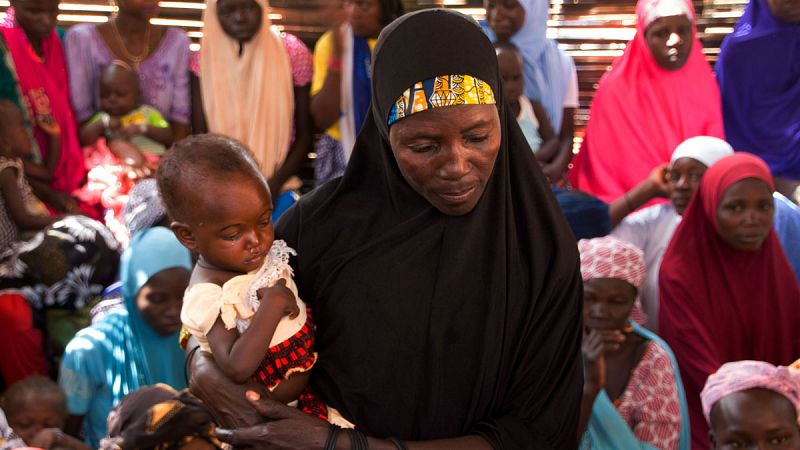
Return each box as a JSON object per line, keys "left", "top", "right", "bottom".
{"left": 658, "top": 153, "right": 800, "bottom": 450}
{"left": 569, "top": 0, "right": 725, "bottom": 205}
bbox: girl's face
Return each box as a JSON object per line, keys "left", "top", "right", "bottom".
{"left": 716, "top": 178, "right": 774, "bottom": 252}
{"left": 350, "top": 0, "right": 382, "bottom": 38}
{"left": 116, "top": 0, "right": 160, "bottom": 21}
{"left": 669, "top": 157, "right": 707, "bottom": 215}
{"left": 645, "top": 15, "right": 693, "bottom": 71}
{"left": 11, "top": 0, "right": 59, "bottom": 42}
{"left": 486, "top": 0, "right": 526, "bottom": 42}
{"left": 178, "top": 175, "right": 275, "bottom": 273}
{"left": 767, "top": 0, "right": 800, "bottom": 23}
{"left": 496, "top": 48, "right": 524, "bottom": 103}
{"left": 711, "top": 388, "right": 800, "bottom": 450}
{"left": 582, "top": 278, "right": 637, "bottom": 331}
{"left": 216, "top": 0, "right": 262, "bottom": 43}
{"left": 0, "top": 105, "right": 34, "bottom": 158}
{"left": 7, "top": 397, "right": 65, "bottom": 445}
{"left": 137, "top": 267, "right": 191, "bottom": 336}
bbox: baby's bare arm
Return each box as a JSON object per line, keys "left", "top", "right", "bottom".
{"left": 206, "top": 280, "right": 298, "bottom": 383}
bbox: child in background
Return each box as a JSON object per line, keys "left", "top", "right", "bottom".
{"left": 76, "top": 61, "right": 173, "bottom": 235}
{"left": 79, "top": 61, "right": 173, "bottom": 165}
{"left": 494, "top": 41, "right": 558, "bottom": 158}
{"left": 0, "top": 100, "right": 59, "bottom": 275}
{"left": 701, "top": 360, "right": 800, "bottom": 449}
{"left": 158, "top": 135, "right": 338, "bottom": 422}
{"left": 1, "top": 376, "right": 90, "bottom": 450}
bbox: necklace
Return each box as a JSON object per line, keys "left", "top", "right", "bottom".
{"left": 110, "top": 18, "right": 151, "bottom": 69}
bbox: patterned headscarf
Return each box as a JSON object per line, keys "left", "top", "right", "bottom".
{"left": 578, "top": 236, "right": 646, "bottom": 288}
{"left": 101, "top": 384, "right": 223, "bottom": 450}
{"left": 387, "top": 74, "right": 496, "bottom": 126}
{"left": 701, "top": 360, "right": 800, "bottom": 424}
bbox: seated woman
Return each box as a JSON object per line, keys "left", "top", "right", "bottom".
{"left": 659, "top": 153, "right": 800, "bottom": 449}
{"left": 716, "top": 0, "right": 800, "bottom": 204}
{"left": 569, "top": 0, "right": 724, "bottom": 205}
{"left": 1, "top": 1, "right": 88, "bottom": 216}
{"left": 611, "top": 136, "right": 800, "bottom": 331}
{"left": 65, "top": 0, "right": 190, "bottom": 145}
{"left": 577, "top": 236, "right": 688, "bottom": 450}
{"left": 191, "top": 0, "right": 312, "bottom": 219}
{"left": 59, "top": 227, "right": 192, "bottom": 448}
{"left": 100, "top": 385, "right": 224, "bottom": 450}
{"left": 484, "top": 0, "right": 578, "bottom": 183}
{"left": 701, "top": 360, "right": 800, "bottom": 449}
{"left": 186, "top": 9, "right": 584, "bottom": 449}
{"left": 311, "top": 0, "right": 404, "bottom": 185}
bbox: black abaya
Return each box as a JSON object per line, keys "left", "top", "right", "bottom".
{"left": 275, "top": 9, "right": 583, "bottom": 449}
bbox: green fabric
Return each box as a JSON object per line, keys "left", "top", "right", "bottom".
{"left": 88, "top": 105, "right": 169, "bottom": 155}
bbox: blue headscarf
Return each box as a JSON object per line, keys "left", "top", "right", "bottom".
{"left": 483, "top": 0, "right": 571, "bottom": 130}
{"left": 716, "top": 0, "right": 800, "bottom": 179}
{"left": 118, "top": 226, "right": 193, "bottom": 389}
{"left": 60, "top": 227, "right": 192, "bottom": 448}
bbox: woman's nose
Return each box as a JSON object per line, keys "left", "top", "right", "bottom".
{"left": 437, "top": 145, "right": 470, "bottom": 180}
{"left": 666, "top": 32, "right": 681, "bottom": 47}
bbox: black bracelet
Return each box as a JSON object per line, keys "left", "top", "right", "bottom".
{"left": 387, "top": 437, "right": 407, "bottom": 450}
{"left": 324, "top": 425, "right": 342, "bottom": 450}
{"left": 345, "top": 428, "right": 368, "bottom": 450}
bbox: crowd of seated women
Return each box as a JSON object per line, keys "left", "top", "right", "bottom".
{"left": 0, "top": 0, "right": 798, "bottom": 448}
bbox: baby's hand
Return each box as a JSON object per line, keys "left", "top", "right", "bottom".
{"left": 37, "top": 114, "right": 61, "bottom": 137}
{"left": 257, "top": 279, "right": 299, "bottom": 319}
{"left": 29, "top": 427, "right": 61, "bottom": 449}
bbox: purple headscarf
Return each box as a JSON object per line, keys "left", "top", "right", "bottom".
{"left": 715, "top": 0, "right": 800, "bottom": 179}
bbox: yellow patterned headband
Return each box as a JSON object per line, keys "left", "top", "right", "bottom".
{"left": 387, "top": 74, "right": 496, "bottom": 126}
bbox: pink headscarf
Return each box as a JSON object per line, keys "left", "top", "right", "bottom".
{"left": 569, "top": 0, "right": 725, "bottom": 205}
{"left": 578, "top": 236, "right": 646, "bottom": 288}
{"left": 701, "top": 360, "right": 800, "bottom": 424}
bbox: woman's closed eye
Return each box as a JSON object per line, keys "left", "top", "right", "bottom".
{"left": 465, "top": 134, "right": 490, "bottom": 145}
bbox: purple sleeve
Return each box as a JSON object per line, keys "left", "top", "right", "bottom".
{"left": 64, "top": 25, "right": 100, "bottom": 122}
{"left": 282, "top": 33, "right": 313, "bottom": 87}
{"left": 167, "top": 29, "right": 191, "bottom": 124}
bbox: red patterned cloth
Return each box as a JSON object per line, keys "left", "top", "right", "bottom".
{"left": 251, "top": 310, "right": 317, "bottom": 392}
{"left": 616, "top": 341, "right": 682, "bottom": 450}
{"left": 578, "top": 236, "right": 646, "bottom": 288}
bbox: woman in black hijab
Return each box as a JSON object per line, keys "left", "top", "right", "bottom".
{"left": 188, "top": 8, "right": 583, "bottom": 449}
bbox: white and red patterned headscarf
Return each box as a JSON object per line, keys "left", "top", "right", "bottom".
{"left": 701, "top": 360, "right": 800, "bottom": 424}
{"left": 578, "top": 236, "right": 646, "bottom": 288}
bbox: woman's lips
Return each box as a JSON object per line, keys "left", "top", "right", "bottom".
{"left": 437, "top": 185, "right": 477, "bottom": 204}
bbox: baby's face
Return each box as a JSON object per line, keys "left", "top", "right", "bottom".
{"left": 7, "top": 397, "right": 65, "bottom": 444}
{"left": 496, "top": 49, "right": 524, "bottom": 104}
{"left": 185, "top": 175, "right": 275, "bottom": 273}
{"left": 100, "top": 71, "right": 139, "bottom": 117}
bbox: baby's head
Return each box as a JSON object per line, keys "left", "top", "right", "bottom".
{"left": 0, "top": 100, "right": 33, "bottom": 158}
{"left": 157, "top": 134, "right": 274, "bottom": 274}
{"left": 1, "top": 376, "right": 68, "bottom": 444}
{"left": 494, "top": 42, "right": 524, "bottom": 104}
{"left": 702, "top": 360, "right": 800, "bottom": 449}
{"left": 100, "top": 61, "right": 141, "bottom": 117}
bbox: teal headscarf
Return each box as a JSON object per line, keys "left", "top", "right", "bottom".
{"left": 60, "top": 227, "right": 192, "bottom": 447}
{"left": 118, "top": 226, "right": 193, "bottom": 389}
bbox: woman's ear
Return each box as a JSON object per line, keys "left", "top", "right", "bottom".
{"left": 171, "top": 222, "right": 198, "bottom": 251}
